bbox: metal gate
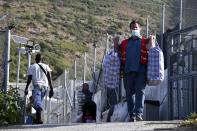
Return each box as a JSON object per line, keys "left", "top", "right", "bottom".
{"left": 167, "top": 25, "right": 197, "bottom": 119}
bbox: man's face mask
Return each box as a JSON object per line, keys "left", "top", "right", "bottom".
{"left": 131, "top": 29, "right": 140, "bottom": 37}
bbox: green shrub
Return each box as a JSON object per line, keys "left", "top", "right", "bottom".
{"left": 181, "top": 113, "right": 197, "bottom": 127}
{"left": 3, "top": 3, "right": 11, "bottom": 8}
{"left": 34, "top": 12, "right": 44, "bottom": 21}
{"left": 0, "top": 88, "right": 21, "bottom": 125}
{"left": 24, "top": 13, "right": 33, "bottom": 20}
{"left": 52, "top": 6, "right": 64, "bottom": 16}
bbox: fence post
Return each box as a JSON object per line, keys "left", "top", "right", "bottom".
{"left": 73, "top": 59, "right": 76, "bottom": 109}
{"left": 92, "top": 42, "right": 97, "bottom": 92}
{"left": 16, "top": 44, "right": 21, "bottom": 89}
{"left": 179, "top": 0, "right": 183, "bottom": 51}
{"left": 83, "top": 52, "right": 87, "bottom": 84}
{"left": 47, "top": 98, "right": 51, "bottom": 123}
{"left": 93, "top": 43, "right": 97, "bottom": 73}
{"left": 63, "top": 69, "right": 68, "bottom": 122}
{"left": 4, "top": 28, "right": 11, "bottom": 93}
{"left": 168, "top": 36, "right": 174, "bottom": 120}
{"left": 27, "top": 49, "right": 31, "bottom": 68}
{"left": 146, "top": 15, "right": 149, "bottom": 38}
{"left": 161, "top": 4, "right": 165, "bottom": 50}
{"left": 179, "top": 0, "right": 183, "bottom": 30}
{"left": 105, "top": 33, "right": 109, "bottom": 54}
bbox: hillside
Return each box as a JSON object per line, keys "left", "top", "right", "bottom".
{"left": 0, "top": 0, "right": 172, "bottom": 82}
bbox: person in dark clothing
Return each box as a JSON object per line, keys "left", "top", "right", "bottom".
{"left": 81, "top": 83, "right": 97, "bottom": 123}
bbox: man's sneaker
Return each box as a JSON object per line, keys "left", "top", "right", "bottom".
{"left": 128, "top": 116, "right": 136, "bottom": 122}
{"left": 136, "top": 115, "right": 143, "bottom": 121}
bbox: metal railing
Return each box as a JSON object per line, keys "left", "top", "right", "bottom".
{"left": 167, "top": 24, "right": 197, "bottom": 120}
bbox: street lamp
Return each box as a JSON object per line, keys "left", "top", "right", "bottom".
{"left": 12, "top": 35, "right": 29, "bottom": 89}
{"left": 12, "top": 35, "right": 40, "bottom": 89}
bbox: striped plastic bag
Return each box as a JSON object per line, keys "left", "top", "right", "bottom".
{"left": 147, "top": 45, "right": 164, "bottom": 86}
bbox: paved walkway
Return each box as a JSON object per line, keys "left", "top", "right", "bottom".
{"left": 2, "top": 121, "right": 196, "bottom": 131}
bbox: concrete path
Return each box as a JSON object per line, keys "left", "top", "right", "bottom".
{"left": 1, "top": 121, "right": 196, "bottom": 131}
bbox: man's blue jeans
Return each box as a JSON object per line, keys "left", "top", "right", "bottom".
{"left": 32, "top": 85, "right": 47, "bottom": 109}
{"left": 124, "top": 71, "right": 146, "bottom": 117}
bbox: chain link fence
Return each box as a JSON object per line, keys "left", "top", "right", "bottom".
{"left": 50, "top": 32, "right": 130, "bottom": 123}
{"left": 47, "top": 34, "right": 109, "bottom": 123}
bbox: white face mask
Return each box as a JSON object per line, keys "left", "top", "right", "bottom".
{"left": 131, "top": 30, "right": 140, "bottom": 37}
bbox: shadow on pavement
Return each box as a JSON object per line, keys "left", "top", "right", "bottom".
{"left": 0, "top": 123, "right": 83, "bottom": 129}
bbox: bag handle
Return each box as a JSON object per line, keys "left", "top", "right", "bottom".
{"left": 37, "top": 63, "right": 47, "bottom": 77}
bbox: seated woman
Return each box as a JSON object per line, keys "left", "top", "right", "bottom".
{"left": 81, "top": 83, "right": 97, "bottom": 123}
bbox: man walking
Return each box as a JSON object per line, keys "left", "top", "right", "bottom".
{"left": 120, "top": 20, "right": 155, "bottom": 122}
{"left": 24, "top": 53, "right": 54, "bottom": 124}
{"left": 103, "top": 40, "right": 120, "bottom": 122}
